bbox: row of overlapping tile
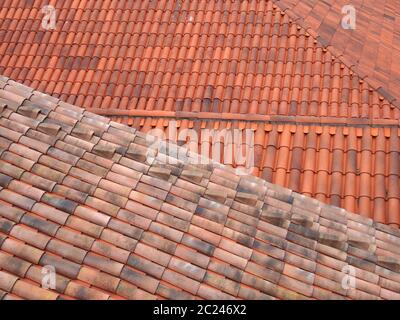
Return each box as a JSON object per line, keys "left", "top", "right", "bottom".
{"left": 1, "top": 76, "right": 400, "bottom": 300}
{"left": 0, "top": 0, "right": 399, "bottom": 118}
{"left": 275, "top": 0, "right": 400, "bottom": 105}
{"left": 1, "top": 0, "right": 400, "bottom": 226}
{"left": 110, "top": 116, "right": 400, "bottom": 226}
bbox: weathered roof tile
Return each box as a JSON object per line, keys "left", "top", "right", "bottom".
{"left": 0, "top": 74, "right": 399, "bottom": 300}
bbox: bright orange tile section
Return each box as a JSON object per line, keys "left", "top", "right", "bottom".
{"left": 0, "top": 0, "right": 399, "bottom": 117}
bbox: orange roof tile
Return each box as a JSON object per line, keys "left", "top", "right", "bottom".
{"left": 0, "top": 0, "right": 399, "bottom": 117}
{"left": 109, "top": 116, "right": 400, "bottom": 226}
{"left": 275, "top": 0, "right": 400, "bottom": 106}
{"left": 1, "top": 77, "right": 400, "bottom": 300}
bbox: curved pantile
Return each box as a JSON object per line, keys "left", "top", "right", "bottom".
{"left": 0, "top": 77, "right": 400, "bottom": 300}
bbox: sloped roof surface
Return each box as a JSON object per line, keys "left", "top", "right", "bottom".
{"left": 111, "top": 117, "right": 400, "bottom": 226}
{"left": 1, "top": 77, "right": 400, "bottom": 300}
{"left": 1, "top": 0, "right": 400, "bottom": 225}
{"left": 1, "top": 0, "right": 399, "bottom": 117}
{"left": 275, "top": 0, "right": 400, "bottom": 103}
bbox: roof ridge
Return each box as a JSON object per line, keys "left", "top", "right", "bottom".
{"left": 2, "top": 74, "right": 400, "bottom": 299}
{"left": 272, "top": 0, "right": 400, "bottom": 110}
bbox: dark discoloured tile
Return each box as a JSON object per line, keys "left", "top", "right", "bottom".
{"left": 141, "top": 231, "right": 177, "bottom": 255}
{"left": 120, "top": 266, "right": 159, "bottom": 294}
{"left": 65, "top": 282, "right": 109, "bottom": 300}
{"left": 156, "top": 283, "right": 195, "bottom": 300}
{"left": 0, "top": 218, "right": 15, "bottom": 234}
{"left": 0, "top": 173, "right": 12, "bottom": 188}
{"left": 0, "top": 252, "right": 32, "bottom": 277}
{"left": 108, "top": 218, "right": 143, "bottom": 240}
{"left": 127, "top": 254, "right": 165, "bottom": 279}
{"left": 41, "top": 193, "right": 78, "bottom": 214}
{"left": 181, "top": 234, "right": 215, "bottom": 256}
{"left": 20, "top": 213, "right": 60, "bottom": 236}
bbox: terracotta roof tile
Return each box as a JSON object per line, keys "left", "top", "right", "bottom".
{"left": 0, "top": 0, "right": 399, "bottom": 121}
{"left": 125, "top": 118, "right": 400, "bottom": 225}
{"left": 64, "top": 281, "right": 109, "bottom": 300}
{"left": 2, "top": 13, "right": 400, "bottom": 300}
{"left": 4, "top": 0, "right": 395, "bottom": 225}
